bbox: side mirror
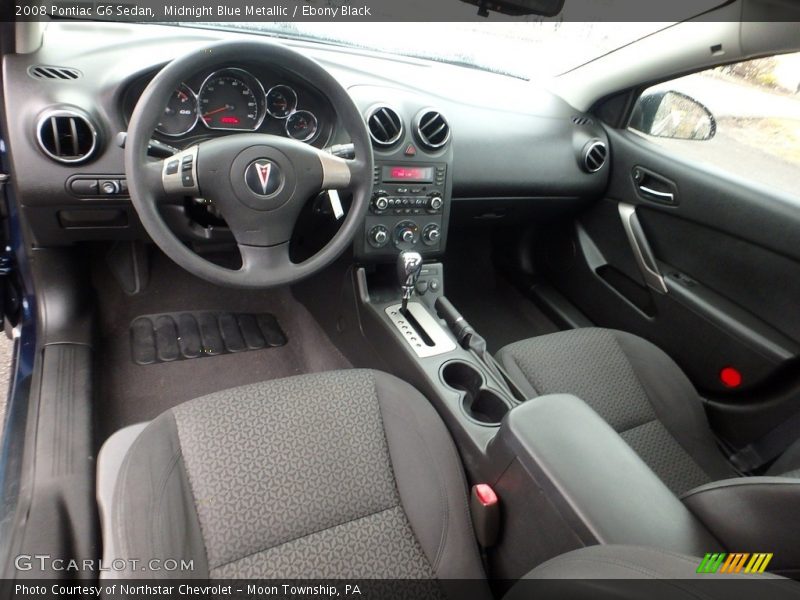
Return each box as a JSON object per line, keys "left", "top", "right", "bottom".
{"left": 630, "top": 90, "right": 717, "bottom": 141}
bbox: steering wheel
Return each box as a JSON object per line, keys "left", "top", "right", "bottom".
{"left": 125, "top": 40, "right": 373, "bottom": 288}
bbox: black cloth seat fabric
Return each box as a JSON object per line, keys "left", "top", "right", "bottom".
{"left": 107, "top": 369, "right": 489, "bottom": 590}
{"left": 505, "top": 545, "right": 797, "bottom": 600}
{"left": 496, "top": 328, "right": 800, "bottom": 496}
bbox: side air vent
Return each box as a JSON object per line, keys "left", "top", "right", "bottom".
{"left": 582, "top": 140, "right": 608, "bottom": 173}
{"left": 416, "top": 110, "right": 450, "bottom": 149}
{"left": 36, "top": 110, "right": 98, "bottom": 164}
{"left": 572, "top": 115, "right": 593, "bottom": 126}
{"left": 28, "top": 65, "right": 82, "bottom": 80}
{"left": 367, "top": 106, "right": 403, "bottom": 147}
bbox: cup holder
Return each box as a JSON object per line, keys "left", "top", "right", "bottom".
{"left": 441, "top": 361, "right": 510, "bottom": 425}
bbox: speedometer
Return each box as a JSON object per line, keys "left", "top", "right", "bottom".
{"left": 198, "top": 68, "right": 265, "bottom": 131}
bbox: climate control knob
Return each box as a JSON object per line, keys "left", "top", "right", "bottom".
{"left": 368, "top": 225, "right": 389, "bottom": 248}
{"left": 422, "top": 224, "right": 441, "bottom": 246}
{"left": 394, "top": 221, "right": 419, "bottom": 249}
{"left": 428, "top": 196, "right": 443, "bottom": 212}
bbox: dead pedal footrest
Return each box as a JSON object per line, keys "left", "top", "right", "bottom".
{"left": 130, "top": 311, "right": 287, "bottom": 365}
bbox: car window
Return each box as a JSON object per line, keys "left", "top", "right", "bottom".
{"left": 629, "top": 52, "right": 800, "bottom": 198}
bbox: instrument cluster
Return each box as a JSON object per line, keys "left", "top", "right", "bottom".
{"left": 123, "top": 66, "right": 331, "bottom": 145}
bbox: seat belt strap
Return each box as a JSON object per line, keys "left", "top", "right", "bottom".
{"left": 729, "top": 410, "right": 800, "bottom": 473}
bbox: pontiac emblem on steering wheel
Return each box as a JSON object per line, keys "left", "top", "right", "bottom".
{"left": 245, "top": 159, "right": 282, "bottom": 196}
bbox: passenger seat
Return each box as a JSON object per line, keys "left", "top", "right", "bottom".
{"left": 496, "top": 328, "right": 800, "bottom": 495}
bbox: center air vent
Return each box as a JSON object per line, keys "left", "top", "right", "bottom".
{"left": 36, "top": 109, "right": 98, "bottom": 164}
{"left": 416, "top": 110, "right": 450, "bottom": 150}
{"left": 367, "top": 106, "right": 403, "bottom": 147}
{"left": 28, "top": 65, "right": 82, "bottom": 80}
{"left": 581, "top": 140, "right": 608, "bottom": 173}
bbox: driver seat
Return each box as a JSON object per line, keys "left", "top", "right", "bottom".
{"left": 97, "top": 369, "right": 490, "bottom": 588}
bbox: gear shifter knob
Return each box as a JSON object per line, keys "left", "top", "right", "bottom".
{"left": 397, "top": 251, "right": 423, "bottom": 311}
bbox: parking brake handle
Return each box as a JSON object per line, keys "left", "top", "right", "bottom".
{"left": 435, "top": 295, "right": 475, "bottom": 347}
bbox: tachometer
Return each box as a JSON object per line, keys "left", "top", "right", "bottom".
{"left": 266, "top": 85, "right": 298, "bottom": 119}
{"left": 285, "top": 110, "right": 318, "bottom": 142}
{"left": 198, "top": 68, "right": 265, "bottom": 131}
{"left": 156, "top": 84, "right": 197, "bottom": 137}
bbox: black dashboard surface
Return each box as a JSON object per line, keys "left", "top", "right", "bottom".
{"left": 2, "top": 22, "right": 609, "bottom": 246}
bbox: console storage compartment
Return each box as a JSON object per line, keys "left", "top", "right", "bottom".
{"left": 486, "top": 394, "right": 720, "bottom": 580}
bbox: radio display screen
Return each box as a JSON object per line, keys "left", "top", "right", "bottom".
{"left": 382, "top": 166, "right": 434, "bottom": 182}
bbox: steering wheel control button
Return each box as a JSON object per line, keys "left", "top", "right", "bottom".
{"left": 245, "top": 159, "right": 282, "bottom": 197}
{"left": 182, "top": 174, "right": 194, "bottom": 187}
{"left": 162, "top": 145, "right": 199, "bottom": 196}
{"left": 181, "top": 155, "right": 195, "bottom": 187}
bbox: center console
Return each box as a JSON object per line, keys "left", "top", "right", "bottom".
{"left": 349, "top": 254, "right": 726, "bottom": 583}
{"left": 356, "top": 160, "right": 451, "bottom": 260}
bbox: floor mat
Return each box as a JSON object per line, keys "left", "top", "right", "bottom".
{"left": 131, "top": 311, "right": 287, "bottom": 365}
{"left": 93, "top": 247, "right": 351, "bottom": 444}
{"left": 444, "top": 233, "right": 559, "bottom": 353}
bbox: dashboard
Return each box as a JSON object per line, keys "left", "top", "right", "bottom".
{"left": 1, "top": 22, "right": 610, "bottom": 260}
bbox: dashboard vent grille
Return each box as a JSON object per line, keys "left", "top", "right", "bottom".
{"left": 416, "top": 110, "right": 450, "bottom": 149}
{"left": 582, "top": 140, "right": 608, "bottom": 173}
{"left": 37, "top": 110, "right": 97, "bottom": 164}
{"left": 572, "top": 115, "right": 593, "bottom": 126}
{"left": 367, "top": 106, "right": 403, "bottom": 147}
{"left": 28, "top": 65, "right": 82, "bottom": 80}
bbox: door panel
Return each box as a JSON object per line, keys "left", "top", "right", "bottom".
{"left": 541, "top": 127, "right": 800, "bottom": 446}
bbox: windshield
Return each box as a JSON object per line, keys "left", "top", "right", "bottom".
{"left": 179, "top": 22, "right": 669, "bottom": 80}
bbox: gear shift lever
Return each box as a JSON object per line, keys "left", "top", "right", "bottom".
{"left": 397, "top": 251, "right": 423, "bottom": 312}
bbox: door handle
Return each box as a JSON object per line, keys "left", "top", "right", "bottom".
{"left": 638, "top": 185, "right": 675, "bottom": 203}
{"left": 632, "top": 166, "right": 678, "bottom": 205}
{"left": 618, "top": 203, "right": 668, "bottom": 294}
